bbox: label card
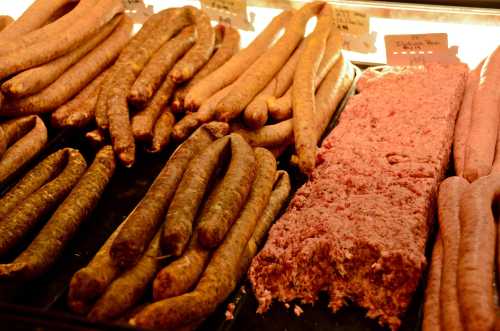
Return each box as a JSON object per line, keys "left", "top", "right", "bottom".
{"left": 201, "top": 0, "right": 254, "bottom": 31}
{"left": 332, "top": 8, "right": 369, "bottom": 36}
{"left": 122, "top": 0, "right": 153, "bottom": 24}
{"left": 385, "top": 33, "right": 459, "bottom": 65}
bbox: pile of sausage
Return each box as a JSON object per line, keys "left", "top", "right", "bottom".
{"left": 66, "top": 126, "right": 291, "bottom": 328}
{"left": 0, "top": 145, "right": 115, "bottom": 281}
{"left": 423, "top": 175, "right": 500, "bottom": 331}
{"left": 454, "top": 45, "right": 500, "bottom": 182}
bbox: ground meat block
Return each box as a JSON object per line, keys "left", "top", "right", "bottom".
{"left": 249, "top": 64, "right": 467, "bottom": 330}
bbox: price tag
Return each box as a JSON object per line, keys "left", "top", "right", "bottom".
{"left": 332, "top": 8, "right": 369, "bottom": 36}
{"left": 385, "top": 33, "right": 459, "bottom": 65}
{"left": 122, "top": 0, "right": 154, "bottom": 24}
{"left": 200, "top": 0, "right": 254, "bottom": 31}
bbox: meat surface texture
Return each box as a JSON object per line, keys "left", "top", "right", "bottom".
{"left": 249, "top": 64, "right": 468, "bottom": 330}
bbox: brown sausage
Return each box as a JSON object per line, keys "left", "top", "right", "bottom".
{"left": 0, "top": 115, "right": 37, "bottom": 147}
{"left": 197, "top": 134, "right": 257, "bottom": 248}
{"left": 109, "top": 125, "right": 227, "bottom": 269}
{"left": 162, "top": 136, "right": 231, "bottom": 256}
{"left": 184, "top": 10, "right": 292, "bottom": 111}
{"left": 437, "top": 177, "right": 468, "bottom": 331}
{"left": 146, "top": 109, "right": 176, "bottom": 153}
{"left": 422, "top": 235, "right": 443, "bottom": 331}
{"left": 0, "top": 148, "right": 67, "bottom": 220}
{"left": 0, "top": 148, "right": 86, "bottom": 257}
{"left": 130, "top": 148, "right": 277, "bottom": 330}
{"left": 0, "top": 116, "right": 48, "bottom": 184}
{"left": 231, "top": 120, "right": 293, "bottom": 148}
{"left": 0, "top": 146, "right": 115, "bottom": 280}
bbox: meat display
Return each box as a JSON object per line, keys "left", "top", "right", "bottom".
{"left": 249, "top": 64, "right": 468, "bottom": 330}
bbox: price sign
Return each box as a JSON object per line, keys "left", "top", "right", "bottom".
{"left": 385, "top": 33, "right": 459, "bottom": 65}
{"left": 332, "top": 8, "right": 369, "bottom": 36}
{"left": 200, "top": 0, "right": 254, "bottom": 31}
{"left": 122, "top": 0, "right": 153, "bottom": 24}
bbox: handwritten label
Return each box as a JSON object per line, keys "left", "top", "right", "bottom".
{"left": 385, "top": 33, "right": 459, "bottom": 65}
{"left": 333, "top": 8, "right": 369, "bottom": 37}
{"left": 200, "top": 0, "right": 254, "bottom": 31}
{"left": 122, "top": 0, "right": 153, "bottom": 24}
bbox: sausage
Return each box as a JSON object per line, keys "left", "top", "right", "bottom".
{"left": 130, "top": 148, "right": 277, "bottom": 330}
{"left": 197, "top": 134, "right": 257, "bottom": 248}
{"left": 0, "top": 0, "right": 124, "bottom": 80}
{"left": 169, "top": 8, "right": 215, "bottom": 83}
{"left": 215, "top": 3, "right": 324, "bottom": 122}
{"left": 437, "top": 177, "right": 468, "bottom": 331}
{"left": 51, "top": 68, "right": 110, "bottom": 129}
{"left": 0, "top": 148, "right": 86, "bottom": 257}
{"left": 109, "top": 125, "right": 225, "bottom": 269}
{"left": 0, "top": 146, "right": 115, "bottom": 280}
{"left": 0, "top": 115, "right": 37, "bottom": 147}
{"left": 458, "top": 174, "right": 500, "bottom": 331}
{"left": 162, "top": 136, "right": 231, "bottom": 256}
{"left": 184, "top": 10, "right": 292, "bottom": 111}
{"left": 454, "top": 60, "right": 484, "bottom": 177}
{"left": 1, "top": 15, "right": 132, "bottom": 116}
{"left": 68, "top": 219, "right": 126, "bottom": 314}
{"left": 130, "top": 77, "right": 175, "bottom": 142}
{"left": 146, "top": 109, "right": 176, "bottom": 153}
{"left": 269, "top": 30, "right": 342, "bottom": 121}
{"left": 128, "top": 26, "right": 196, "bottom": 106}
{"left": 422, "top": 235, "right": 443, "bottom": 331}
{"left": 0, "top": 116, "right": 48, "bottom": 184}
{"left": 94, "top": 65, "right": 116, "bottom": 130}
{"left": 172, "top": 83, "right": 233, "bottom": 142}
{"left": 293, "top": 5, "right": 333, "bottom": 176}
{"left": 464, "top": 46, "right": 500, "bottom": 181}
{"left": 2, "top": 14, "right": 122, "bottom": 98}
{"left": 87, "top": 231, "right": 161, "bottom": 322}
{"left": 85, "top": 129, "right": 106, "bottom": 150}
{"left": 172, "top": 25, "right": 240, "bottom": 112}
{"left": 231, "top": 120, "right": 293, "bottom": 148}
{"left": 0, "top": 0, "right": 73, "bottom": 42}
{"left": 0, "top": 16, "right": 13, "bottom": 32}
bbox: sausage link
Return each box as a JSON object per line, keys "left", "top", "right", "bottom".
{"left": 0, "top": 146, "right": 115, "bottom": 280}
{"left": 231, "top": 120, "right": 293, "bottom": 148}
{"left": 146, "top": 109, "right": 175, "bottom": 153}
{"left": 0, "top": 115, "right": 37, "bottom": 147}
{"left": 197, "top": 134, "right": 257, "bottom": 248}
{"left": 0, "top": 148, "right": 86, "bottom": 257}
{"left": 422, "top": 235, "right": 443, "bottom": 331}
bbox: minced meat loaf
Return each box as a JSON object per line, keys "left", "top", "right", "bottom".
{"left": 249, "top": 64, "right": 468, "bottom": 330}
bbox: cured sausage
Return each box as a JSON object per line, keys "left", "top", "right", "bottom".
{"left": 293, "top": 4, "right": 333, "bottom": 175}
{"left": 184, "top": 10, "right": 292, "bottom": 111}
{"left": 458, "top": 174, "right": 500, "bottom": 331}
{"left": 215, "top": 3, "right": 324, "bottom": 122}
{"left": 0, "top": 116, "right": 48, "bottom": 184}
{"left": 422, "top": 235, "right": 443, "bottom": 331}
{"left": 0, "top": 148, "right": 86, "bottom": 257}
{"left": 437, "top": 177, "right": 468, "bottom": 331}
{"left": 130, "top": 148, "right": 277, "bottom": 330}
{"left": 0, "top": 146, "right": 115, "bottom": 280}
{"left": 464, "top": 46, "right": 500, "bottom": 181}
{"left": 231, "top": 120, "right": 293, "bottom": 148}
{"left": 146, "top": 109, "right": 175, "bottom": 153}
{"left": 0, "top": 115, "right": 37, "bottom": 147}
{"left": 169, "top": 8, "right": 215, "bottom": 83}
{"left": 2, "top": 14, "right": 122, "bottom": 98}
{"left": 197, "top": 134, "right": 257, "bottom": 248}
{"left": 109, "top": 125, "right": 226, "bottom": 269}
{"left": 162, "top": 136, "right": 230, "bottom": 256}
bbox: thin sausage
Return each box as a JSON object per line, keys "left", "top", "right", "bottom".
{"left": 437, "top": 177, "right": 468, "bottom": 331}
{"left": 0, "top": 115, "right": 37, "bottom": 147}
{"left": 0, "top": 148, "right": 86, "bottom": 257}
{"left": 197, "top": 134, "right": 257, "bottom": 248}
{"left": 422, "top": 235, "right": 443, "bottom": 331}
{"left": 146, "top": 109, "right": 175, "bottom": 153}
{"left": 0, "top": 116, "right": 48, "bottom": 184}
{"left": 231, "top": 120, "right": 293, "bottom": 148}
{"left": 162, "top": 136, "right": 230, "bottom": 256}
{"left": 184, "top": 10, "right": 292, "bottom": 111}
{"left": 0, "top": 146, "right": 115, "bottom": 280}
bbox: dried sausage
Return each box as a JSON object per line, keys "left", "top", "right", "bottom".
{"left": 146, "top": 109, "right": 175, "bottom": 153}
{"left": 0, "top": 115, "right": 37, "bottom": 147}
{"left": 231, "top": 120, "right": 293, "bottom": 148}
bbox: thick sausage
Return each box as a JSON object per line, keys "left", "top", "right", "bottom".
{"left": 0, "top": 115, "right": 37, "bottom": 147}
{"left": 128, "top": 26, "right": 196, "bottom": 106}
{"left": 215, "top": 3, "right": 324, "bottom": 122}
{"left": 422, "top": 235, "right": 443, "bottom": 331}
{"left": 130, "top": 148, "right": 277, "bottom": 329}
{"left": 437, "top": 177, "right": 468, "bottom": 331}
{"left": 0, "top": 116, "right": 48, "bottom": 184}
{"left": 464, "top": 46, "right": 500, "bottom": 181}
{"left": 0, "top": 146, "right": 115, "bottom": 280}
{"left": 0, "top": 148, "right": 86, "bottom": 257}
{"left": 146, "top": 109, "right": 175, "bottom": 153}
{"left": 162, "top": 136, "right": 231, "bottom": 256}
{"left": 2, "top": 15, "right": 122, "bottom": 98}
{"left": 172, "top": 25, "right": 240, "bottom": 112}
{"left": 231, "top": 120, "right": 293, "bottom": 148}
{"left": 293, "top": 5, "right": 333, "bottom": 175}
{"left": 0, "top": 149, "right": 67, "bottom": 220}
{"left": 109, "top": 125, "right": 227, "bottom": 269}
{"left": 184, "top": 10, "right": 292, "bottom": 111}
{"left": 197, "top": 134, "right": 257, "bottom": 248}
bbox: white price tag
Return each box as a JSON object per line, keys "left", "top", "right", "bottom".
{"left": 122, "top": 0, "right": 154, "bottom": 24}
{"left": 200, "top": 0, "right": 254, "bottom": 31}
